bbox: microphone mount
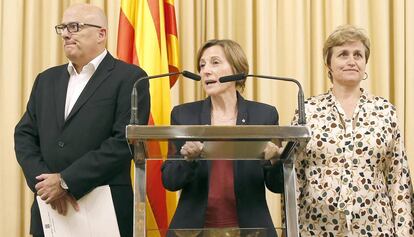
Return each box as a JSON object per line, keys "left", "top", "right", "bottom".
{"left": 219, "top": 73, "right": 306, "bottom": 125}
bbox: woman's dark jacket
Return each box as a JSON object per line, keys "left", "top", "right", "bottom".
{"left": 161, "top": 93, "right": 283, "bottom": 235}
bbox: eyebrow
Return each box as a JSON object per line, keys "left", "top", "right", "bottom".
{"left": 200, "top": 56, "right": 222, "bottom": 62}
{"left": 336, "top": 48, "right": 363, "bottom": 54}
{"left": 209, "top": 56, "right": 222, "bottom": 60}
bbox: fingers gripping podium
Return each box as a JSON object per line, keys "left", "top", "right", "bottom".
{"left": 126, "top": 125, "right": 311, "bottom": 237}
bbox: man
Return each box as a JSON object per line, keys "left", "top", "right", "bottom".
{"left": 14, "top": 4, "right": 150, "bottom": 237}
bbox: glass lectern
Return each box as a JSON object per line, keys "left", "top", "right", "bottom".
{"left": 126, "top": 125, "right": 310, "bottom": 237}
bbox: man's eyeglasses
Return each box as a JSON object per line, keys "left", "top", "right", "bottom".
{"left": 55, "top": 22, "right": 102, "bottom": 34}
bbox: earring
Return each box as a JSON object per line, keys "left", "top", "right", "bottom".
{"left": 362, "top": 72, "right": 368, "bottom": 80}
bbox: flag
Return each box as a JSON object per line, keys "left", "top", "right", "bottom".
{"left": 117, "top": 0, "right": 179, "bottom": 236}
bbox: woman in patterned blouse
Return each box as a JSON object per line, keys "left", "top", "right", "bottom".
{"left": 293, "top": 25, "right": 414, "bottom": 236}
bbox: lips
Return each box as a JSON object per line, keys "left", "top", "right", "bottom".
{"left": 205, "top": 79, "right": 217, "bottom": 85}
{"left": 64, "top": 41, "right": 76, "bottom": 47}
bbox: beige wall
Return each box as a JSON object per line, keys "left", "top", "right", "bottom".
{"left": 1, "top": 0, "right": 413, "bottom": 236}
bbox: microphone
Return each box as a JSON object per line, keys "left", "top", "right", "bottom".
{"left": 130, "top": 70, "right": 201, "bottom": 125}
{"left": 219, "top": 73, "right": 306, "bottom": 125}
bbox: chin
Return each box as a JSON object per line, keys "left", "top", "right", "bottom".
{"left": 209, "top": 91, "right": 231, "bottom": 98}
{"left": 347, "top": 77, "right": 362, "bottom": 82}
{"left": 205, "top": 89, "right": 221, "bottom": 97}
{"left": 64, "top": 50, "right": 74, "bottom": 57}
{"left": 205, "top": 91, "right": 216, "bottom": 96}
{"left": 65, "top": 53, "right": 79, "bottom": 62}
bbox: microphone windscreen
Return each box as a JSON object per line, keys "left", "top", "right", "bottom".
{"left": 219, "top": 73, "right": 246, "bottom": 83}
{"left": 182, "top": 70, "right": 201, "bottom": 81}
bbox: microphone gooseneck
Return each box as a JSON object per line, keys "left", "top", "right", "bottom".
{"left": 130, "top": 71, "right": 200, "bottom": 125}
{"left": 219, "top": 73, "right": 306, "bottom": 125}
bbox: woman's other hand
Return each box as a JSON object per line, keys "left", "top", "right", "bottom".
{"left": 263, "top": 141, "right": 284, "bottom": 165}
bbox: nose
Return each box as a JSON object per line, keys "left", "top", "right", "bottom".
{"left": 61, "top": 27, "right": 71, "bottom": 39}
{"left": 200, "top": 63, "right": 212, "bottom": 76}
{"left": 347, "top": 57, "right": 357, "bottom": 67}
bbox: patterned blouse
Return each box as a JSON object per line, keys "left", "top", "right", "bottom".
{"left": 293, "top": 88, "right": 414, "bottom": 236}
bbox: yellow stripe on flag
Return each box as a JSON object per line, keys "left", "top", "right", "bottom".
{"left": 118, "top": 0, "right": 179, "bottom": 235}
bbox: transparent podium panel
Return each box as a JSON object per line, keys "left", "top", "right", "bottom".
{"left": 126, "top": 125, "right": 311, "bottom": 237}
{"left": 127, "top": 125, "right": 311, "bottom": 160}
{"left": 146, "top": 228, "right": 285, "bottom": 237}
{"left": 139, "top": 140, "right": 275, "bottom": 160}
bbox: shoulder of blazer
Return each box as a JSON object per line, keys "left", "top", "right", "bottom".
{"left": 38, "top": 64, "right": 69, "bottom": 79}
{"left": 111, "top": 55, "right": 147, "bottom": 77}
{"left": 236, "top": 92, "right": 277, "bottom": 116}
{"left": 244, "top": 99, "right": 277, "bottom": 114}
{"left": 172, "top": 100, "right": 205, "bottom": 114}
{"left": 171, "top": 100, "right": 206, "bottom": 125}
{"left": 37, "top": 53, "right": 145, "bottom": 78}
{"left": 234, "top": 91, "right": 276, "bottom": 114}
{"left": 242, "top": 99, "right": 279, "bottom": 125}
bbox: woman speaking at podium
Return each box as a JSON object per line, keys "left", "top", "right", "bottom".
{"left": 161, "top": 39, "right": 283, "bottom": 237}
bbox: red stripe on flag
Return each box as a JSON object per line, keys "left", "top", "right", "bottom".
{"left": 164, "top": 1, "right": 179, "bottom": 87}
{"left": 147, "top": 159, "right": 168, "bottom": 230}
{"left": 146, "top": 114, "right": 169, "bottom": 232}
{"left": 117, "top": 9, "right": 139, "bottom": 65}
{"left": 164, "top": 1, "right": 177, "bottom": 36}
{"left": 168, "top": 65, "right": 179, "bottom": 87}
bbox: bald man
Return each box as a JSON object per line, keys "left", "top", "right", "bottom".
{"left": 14, "top": 4, "right": 150, "bottom": 237}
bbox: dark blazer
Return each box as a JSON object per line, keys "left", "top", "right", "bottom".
{"left": 14, "top": 52, "right": 150, "bottom": 237}
{"left": 161, "top": 93, "right": 283, "bottom": 236}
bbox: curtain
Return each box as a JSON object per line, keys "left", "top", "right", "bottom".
{"left": 1, "top": 0, "right": 413, "bottom": 236}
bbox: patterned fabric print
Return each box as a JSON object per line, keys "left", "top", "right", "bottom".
{"left": 293, "top": 88, "right": 414, "bottom": 237}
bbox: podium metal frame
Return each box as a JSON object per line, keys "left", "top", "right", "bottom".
{"left": 126, "top": 125, "right": 311, "bottom": 237}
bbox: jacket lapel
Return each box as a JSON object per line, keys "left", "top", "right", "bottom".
{"left": 236, "top": 92, "right": 248, "bottom": 125}
{"left": 234, "top": 92, "right": 247, "bottom": 179}
{"left": 54, "top": 69, "right": 70, "bottom": 130}
{"left": 200, "top": 97, "right": 212, "bottom": 125}
{"left": 65, "top": 53, "right": 115, "bottom": 123}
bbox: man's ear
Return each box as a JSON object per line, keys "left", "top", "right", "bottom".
{"left": 97, "top": 28, "right": 107, "bottom": 43}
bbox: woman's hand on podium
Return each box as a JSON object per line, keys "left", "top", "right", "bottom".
{"left": 180, "top": 141, "right": 204, "bottom": 161}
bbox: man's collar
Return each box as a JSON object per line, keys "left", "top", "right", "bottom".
{"left": 67, "top": 49, "right": 108, "bottom": 75}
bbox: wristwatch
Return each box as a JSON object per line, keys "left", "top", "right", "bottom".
{"left": 59, "top": 175, "right": 69, "bottom": 190}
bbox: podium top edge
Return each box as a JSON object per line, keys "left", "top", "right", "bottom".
{"left": 126, "top": 125, "right": 311, "bottom": 141}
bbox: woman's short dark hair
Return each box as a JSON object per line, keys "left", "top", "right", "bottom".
{"left": 196, "top": 39, "right": 249, "bottom": 91}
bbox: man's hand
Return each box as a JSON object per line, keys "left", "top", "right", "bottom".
{"left": 35, "top": 173, "right": 66, "bottom": 204}
{"left": 50, "top": 194, "right": 80, "bottom": 216}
